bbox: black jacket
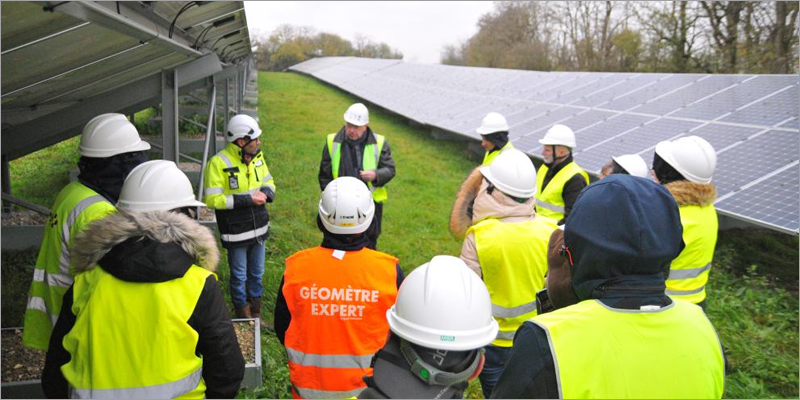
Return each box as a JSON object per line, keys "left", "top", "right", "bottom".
{"left": 274, "top": 228, "right": 404, "bottom": 345}
{"left": 540, "top": 154, "right": 588, "bottom": 224}
{"left": 318, "top": 127, "right": 396, "bottom": 191}
{"left": 42, "top": 211, "right": 245, "bottom": 399}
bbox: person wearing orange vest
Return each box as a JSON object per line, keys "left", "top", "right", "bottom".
{"left": 536, "top": 124, "right": 589, "bottom": 225}
{"left": 452, "top": 149, "right": 557, "bottom": 398}
{"left": 491, "top": 175, "right": 725, "bottom": 399}
{"left": 318, "top": 103, "right": 396, "bottom": 249}
{"left": 274, "top": 177, "right": 404, "bottom": 399}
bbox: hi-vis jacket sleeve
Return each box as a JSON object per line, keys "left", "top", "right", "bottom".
{"left": 260, "top": 162, "right": 276, "bottom": 202}
{"left": 203, "top": 157, "right": 239, "bottom": 210}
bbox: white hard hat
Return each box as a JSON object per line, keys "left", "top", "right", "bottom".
{"left": 117, "top": 160, "right": 206, "bottom": 212}
{"left": 655, "top": 136, "right": 717, "bottom": 184}
{"left": 318, "top": 176, "right": 374, "bottom": 234}
{"left": 79, "top": 113, "right": 151, "bottom": 158}
{"left": 476, "top": 112, "right": 509, "bottom": 135}
{"left": 538, "top": 124, "right": 576, "bottom": 148}
{"left": 612, "top": 154, "right": 649, "bottom": 178}
{"left": 479, "top": 149, "right": 537, "bottom": 198}
{"left": 343, "top": 103, "right": 369, "bottom": 126}
{"left": 387, "top": 255, "right": 498, "bottom": 351}
{"left": 226, "top": 114, "right": 262, "bottom": 142}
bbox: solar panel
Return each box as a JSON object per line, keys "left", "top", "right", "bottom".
{"left": 289, "top": 57, "right": 800, "bottom": 234}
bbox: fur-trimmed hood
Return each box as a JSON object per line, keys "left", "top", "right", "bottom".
{"left": 664, "top": 180, "right": 716, "bottom": 207}
{"left": 449, "top": 167, "right": 535, "bottom": 238}
{"left": 70, "top": 211, "right": 219, "bottom": 282}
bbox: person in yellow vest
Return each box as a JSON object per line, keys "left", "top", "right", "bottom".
{"left": 204, "top": 114, "right": 275, "bottom": 319}
{"left": 22, "top": 113, "right": 149, "bottom": 351}
{"left": 599, "top": 154, "right": 649, "bottom": 179}
{"left": 453, "top": 149, "right": 558, "bottom": 398}
{"left": 491, "top": 174, "right": 725, "bottom": 399}
{"left": 274, "top": 177, "right": 404, "bottom": 399}
{"left": 536, "top": 124, "right": 589, "bottom": 224}
{"left": 476, "top": 112, "right": 515, "bottom": 166}
{"left": 42, "top": 160, "right": 245, "bottom": 399}
{"left": 318, "top": 103, "right": 395, "bottom": 249}
{"left": 359, "top": 256, "right": 499, "bottom": 399}
{"left": 653, "top": 135, "right": 718, "bottom": 308}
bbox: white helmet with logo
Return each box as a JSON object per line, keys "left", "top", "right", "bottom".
{"left": 612, "top": 154, "right": 649, "bottom": 178}
{"left": 319, "top": 176, "right": 374, "bottom": 234}
{"left": 226, "top": 114, "right": 262, "bottom": 142}
{"left": 117, "top": 160, "right": 206, "bottom": 212}
{"left": 476, "top": 112, "right": 509, "bottom": 135}
{"left": 655, "top": 136, "right": 717, "bottom": 184}
{"left": 79, "top": 113, "right": 151, "bottom": 158}
{"left": 343, "top": 103, "right": 369, "bottom": 126}
{"left": 387, "top": 255, "right": 498, "bottom": 351}
{"left": 479, "top": 148, "right": 537, "bottom": 198}
{"left": 538, "top": 124, "right": 576, "bottom": 148}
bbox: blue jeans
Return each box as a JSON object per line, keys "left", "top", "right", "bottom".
{"left": 227, "top": 242, "right": 265, "bottom": 308}
{"left": 479, "top": 345, "right": 511, "bottom": 398}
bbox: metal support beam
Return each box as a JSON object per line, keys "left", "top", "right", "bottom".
{"left": 224, "top": 78, "right": 230, "bottom": 129}
{"left": 162, "top": 69, "right": 179, "bottom": 162}
{"left": 2, "top": 54, "right": 222, "bottom": 161}
{"left": 2, "top": 155, "right": 11, "bottom": 213}
{"left": 198, "top": 76, "right": 217, "bottom": 203}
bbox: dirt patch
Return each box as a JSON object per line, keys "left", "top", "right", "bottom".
{"left": 1, "top": 329, "right": 45, "bottom": 382}
{"left": 234, "top": 320, "right": 257, "bottom": 364}
{"left": 1, "top": 211, "right": 48, "bottom": 227}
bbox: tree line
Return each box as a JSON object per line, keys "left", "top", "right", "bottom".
{"left": 441, "top": 1, "right": 799, "bottom": 74}
{"left": 252, "top": 25, "right": 403, "bottom": 71}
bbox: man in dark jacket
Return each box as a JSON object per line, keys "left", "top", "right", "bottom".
{"left": 318, "top": 103, "right": 396, "bottom": 249}
{"left": 491, "top": 175, "right": 725, "bottom": 399}
{"left": 43, "top": 160, "right": 244, "bottom": 399}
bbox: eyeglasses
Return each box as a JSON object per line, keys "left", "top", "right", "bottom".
{"left": 559, "top": 244, "right": 574, "bottom": 266}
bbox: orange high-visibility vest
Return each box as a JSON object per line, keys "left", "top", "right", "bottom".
{"left": 283, "top": 246, "right": 399, "bottom": 399}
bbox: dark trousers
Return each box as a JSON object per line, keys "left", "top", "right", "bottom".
{"left": 367, "top": 202, "right": 383, "bottom": 250}
{"left": 479, "top": 345, "right": 511, "bottom": 398}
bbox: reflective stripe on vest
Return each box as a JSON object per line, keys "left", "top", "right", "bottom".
{"left": 220, "top": 222, "right": 270, "bottom": 242}
{"left": 23, "top": 183, "right": 114, "bottom": 350}
{"left": 71, "top": 367, "right": 203, "bottom": 399}
{"left": 531, "top": 299, "right": 725, "bottom": 399}
{"left": 327, "top": 133, "right": 388, "bottom": 203}
{"left": 286, "top": 348, "right": 373, "bottom": 369}
{"left": 468, "top": 217, "right": 556, "bottom": 347}
{"left": 535, "top": 161, "right": 589, "bottom": 221}
{"left": 666, "top": 204, "right": 718, "bottom": 304}
{"left": 294, "top": 386, "right": 364, "bottom": 399}
{"left": 482, "top": 142, "right": 515, "bottom": 166}
{"left": 283, "top": 246, "right": 399, "bottom": 398}
{"left": 62, "top": 265, "right": 212, "bottom": 398}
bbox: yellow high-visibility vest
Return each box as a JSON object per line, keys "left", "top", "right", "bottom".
{"left": 535, "top": 161, "right": 589, "bottom": 221}
{"left": 666, "top": 204, "right": 718, "bottom": 303}
{"left": 328, "top": 133, "right": 388, "bottom": 203}
{"left": 482, "top": 142, "right": 515, "bottom": 166}
{"left": 468, "top": 217, "right": 557, "bottom": 346}
{"left": 531, "top": 299, "right": 725, "bottom": 399}
{"left": 23, "top": 182, "right": 115, "bottom": 350}
{"left": 62, "top": 264, "right": 214, "bottom": 398}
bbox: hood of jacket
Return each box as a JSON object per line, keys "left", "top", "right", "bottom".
{"left": 449, "top": 167, "right": 535, "bottom": 238}
{"left": 70, "top": 210, "right": 219, "bottom": 283}
{"left": 664, "top": 180, "right": 716, "bottom": 207}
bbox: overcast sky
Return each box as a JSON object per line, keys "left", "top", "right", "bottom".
{"left": 244, "top": 1, "right": 495, "bottom": 64}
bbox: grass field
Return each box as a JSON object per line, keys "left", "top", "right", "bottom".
{"left": 3, "top": 71, "right": 798, "bottom": 399}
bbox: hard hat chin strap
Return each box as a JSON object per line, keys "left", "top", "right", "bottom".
{"left": 397, "top": 338, "right": 482, "bottom": 387}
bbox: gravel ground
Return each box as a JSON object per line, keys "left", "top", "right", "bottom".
{"left": 1, "top": 211, "right": 48, "bottom": 226}
{"left": 1, "top": 329, "right": 45, "bottom": 382}
{"left": 234, "top": 320, "right": 256, "bottom": 364}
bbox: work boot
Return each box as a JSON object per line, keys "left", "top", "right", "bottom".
{"left": 234, "top": 303, "right": 252, "bottom": 319}
{"left": 249, "top": 297, "right": 262, "bottom": 320}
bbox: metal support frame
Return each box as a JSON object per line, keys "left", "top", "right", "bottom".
{"left": 2, "top": 54, "right": 223, "bottom": 161}
{"left": 197, "top": 76, "right": 217, "bottom": 203}
{"left": 162, "top": 69, "right": 179, "bottom": 162}
{"left": 224, "top": 78, "right": 230, "bottom": 130}
{"left": 2, "top": 155, "right": 11, "bottom": 213}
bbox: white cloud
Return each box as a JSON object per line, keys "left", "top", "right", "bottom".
{"left": 244, "top": 1, "right": 494, "bottom": 64}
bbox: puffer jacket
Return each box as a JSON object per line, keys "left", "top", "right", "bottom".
{"left": 450, "top": 168, "right": 536, "bottom": 277}
{"left": 42, "top": 211, "right": 245, "bottom": 399}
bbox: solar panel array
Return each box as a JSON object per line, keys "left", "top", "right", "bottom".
{"left": 290, "top": 57, "right": 800, "bottom": 235}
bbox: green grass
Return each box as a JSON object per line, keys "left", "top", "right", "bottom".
{"left": 3, "top": 71, "right": 798, "bottom": 399}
